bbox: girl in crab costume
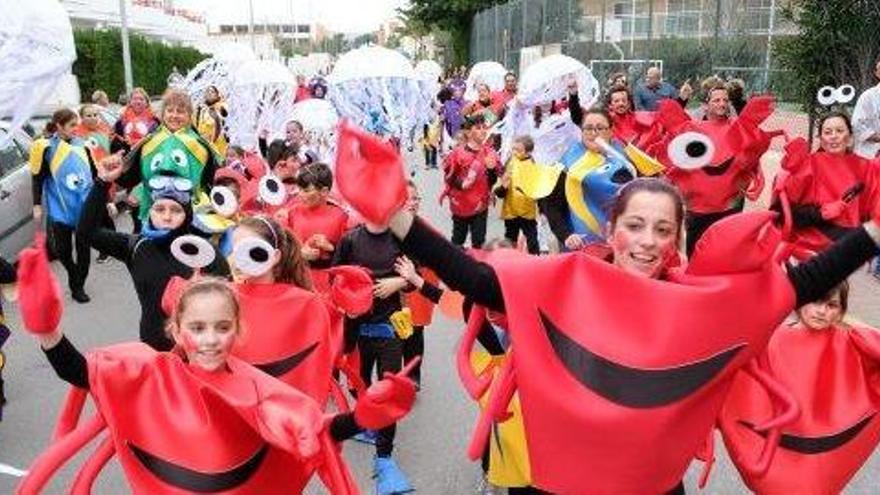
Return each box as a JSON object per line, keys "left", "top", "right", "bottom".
{"left": 111, "top": 87, "right": 159, "bottom": 154}
{"left": 334, "top": 118, "right": 880, "bottom": 493}
{"left": 29, "top": 109, "right": 95, "bottom": 304}
{"left": 774, "top": 110, "right": 880, "bottom": 254}
{"left": 14, "top": 237, "right": 417, "bottom": 495}
{"left": 650, "top": 90, "right": 779, "bottom": 257}
{"left": 112, "top": 89, "right": 221, "bottom": 221}
{"left": 76, "top": 157, "right": 229, "bottom": 351}
{"left": 720, "top": 280, "right": 880, "bottom": 494}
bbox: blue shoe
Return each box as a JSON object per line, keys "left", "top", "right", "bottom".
{"left": 353, "top": 430, "right": 378, "bottom": 445}
{"left": 374, "top": 457, "right": 414, "bottom": 494}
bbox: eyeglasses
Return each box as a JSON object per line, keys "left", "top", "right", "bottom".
{"left": 583, "top": 125, "right": 610, "bottom": 133}
{"left": 148, "top": 176, "right": 193, "bottom": 192}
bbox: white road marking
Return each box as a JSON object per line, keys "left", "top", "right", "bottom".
{"left": 0, "top": 462, "right": 27, "bottom": 477}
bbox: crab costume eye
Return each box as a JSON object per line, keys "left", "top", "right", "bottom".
{"left": 210, "top": 186, "right": 239, "bottom": 217}
{"left": 170, "top": 235, "right": 216, "bottom": 269}
{"left": 667, "top": 132, "right": 715, "bottom": 170}
{"left": 834, "top": 85, "right": 855, "bottom": 104}
{"left": 149, "top": 153, "right": 164, "bottom": 173}
{"left": 170, "top": 149, "right": 189, "bottom": 170}
{"left": 232, "top": 237, "right": 276, "bottom": 277}
{"left": 64, "top": 173, "right": 82, "bottom": 190}
{"left": 816, "top": 86, "right": 836, "bottom": 106}
{"left": 259, "top": 174, "right": 287, "bottom": 206}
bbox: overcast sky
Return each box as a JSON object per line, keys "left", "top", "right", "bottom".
{"left": 175, "top": 0, "right": 408, "bottom": 33}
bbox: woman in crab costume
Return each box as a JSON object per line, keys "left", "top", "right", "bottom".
{"left": 111, "top": 87, "right": 159, "bottom": 154}
{"left": 163, "top": 214, "right": 372, "bottom": 408}
{"left": 649, "top": 91, "right": 779, "bottom": 257}
{"left": 112, "top": 89, "right": 221, "bottom": 220}
{"left": 774, "top": 107, "right": 880, "bottom": 254}
{"left": 14, "top": 236, "right": 416, "bottom": 494}
{"left": 72, "top": 104, "right": 112, "bottom": 162}
{"left": 77, "top": 156, "right": 229, "bottom": 351}
{"left": 334, "top": 116, "right": 880, "bottom": 493}
{"left": 720, "top": 280, "right": 880, "bottom": 494}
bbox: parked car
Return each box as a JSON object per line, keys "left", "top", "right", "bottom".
{"left": 0, "top": 121, "right": 36, "bottom": 261}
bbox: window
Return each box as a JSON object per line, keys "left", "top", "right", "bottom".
{"left": 0, "top": 134, "right": 25, "bottom": 180}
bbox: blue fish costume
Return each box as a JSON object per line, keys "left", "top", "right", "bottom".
{"left": 29, "top": 137, "right": 94, "bottom": 227}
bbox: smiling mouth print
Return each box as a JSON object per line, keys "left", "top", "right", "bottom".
{"left": 539, "top": 311, "right": 744, "bottom": 408}
{"left": 253, "top": 342, "right": 319, "bottom": 377}
{"left": 738, "top": 413, "right": 877, "bottom": 454}
{"left": 129, "top": 441, "right": 269, "bottom": 492}
{"left": 702, "top": 156, "right": 735, "bottom": 176}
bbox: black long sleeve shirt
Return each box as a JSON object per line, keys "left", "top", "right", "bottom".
{"left": 43, "top": 336, "right": 359, "bottom": 441}
{"left": 400, "top": 216, "right": 880, "bottom": 312}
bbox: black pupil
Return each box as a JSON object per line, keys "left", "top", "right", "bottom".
{"left": 181, "top": 243, "right": 199, "bottom": 256}
{"left": 685, "top": 141, "right": 707, "bottom": 158}
{"left": 267, "top": 180, "right": 279, "bottom": 193}
{"left": 213, "top": 192, "right": 225, "bottom": 205}
{"left": 842, "top": 87, "right": 852, "bottom": 96}
{"left": 250, "top": 247, "right": 269, "bottom": 262}
{"left": 823, "top": 89, "right": 833, "bottom": 97}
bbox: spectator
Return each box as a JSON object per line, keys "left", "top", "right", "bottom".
{"left": 852, "top": 57, "right": 880, "bottom": 159}
{"left": 634, "top": 67, "right": 692, "bottom": 111}
{"left": 91, "top": 90, "right": 110, "bottom": 107}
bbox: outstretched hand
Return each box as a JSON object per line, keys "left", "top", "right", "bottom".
{"left": 17, "top": 232, "right": 63, "bottom": 340}
{"left": 353, "top": 358, "right": 419, "bottom": 430}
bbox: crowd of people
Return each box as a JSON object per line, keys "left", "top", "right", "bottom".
{"left": 1, "top": 54, "right": 880, "bottom": 495}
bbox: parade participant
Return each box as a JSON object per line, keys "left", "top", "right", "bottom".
{"left": 16, "top": 239, "right": 417, "bottom": 494}
{"left": 111, "top": 87, "right": 159, "bottom": 154}
{"left": 494, "top": 136, "right": 540, "bottom": 254}
{"left": 77, "top": 158, "right": 229, "bottom": 351}
{"left": 332, "top": 213, "right": 415, "bottom": 494}
{"left": 491, "top": 72, "right": 518, "bottom": 118}
{"left": 441, "top": 114, "right": 500, "bottom": 249}
{"left": 73, "top": 104, "right": 116, "bottom": 263}
{"left": 113, "top": 88, "right": 220, "bottom": 219}
{"left": 0, "top": 256, "right": 14, "bottom": 418}
{"left": 441, "top": 85, "right": 466, "bottom": 146}
{"left": 90, "top": 90, "right": 110, "bottom": 107}
{"left": 310, "top": 77, "right": 328, "bottom": 99}
{"left": 654, "top": 92, "right": 776, "bottom": 256}
{"left": 295, "top": 74, "right": 312, "bottom": 102}
{"left": 194, "top": 85, "right": 229, "bottom": 155}
{"left": 604, "top": 83, "right": 654, "bottom": 145}
{"left": 720, "top": 281, "right": 880, "bottom": 494}
{"left": 634, "top": 67, "right": 692, "bottom": 111}
{"left": 29, "top": 109, "right": 95, "bottom": 303}
{"left": 463, "top": 83, "right": 500, "bottom": 125}
{"left": 776, "top": 111, "right": 880, "bottom": 253}
{"left": 852, "top": 57, "right": 880, "bottom": 159}
{"left": 420, "top": 117, "right": 441, "bottom": 169}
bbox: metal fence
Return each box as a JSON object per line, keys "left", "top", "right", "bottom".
{"left": 470, "top": 0, "right": 797, "bottom": 101}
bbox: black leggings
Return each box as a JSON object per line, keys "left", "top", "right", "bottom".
{"left": 359, "top": 335, "right": 403, "bottom": 457}
{"left": 451, "top": 210, "right": 488, "bottom": 249}
{"left": 504, "top": 218, "right": 539, "bottom": 254}
{"left": 48, "top": 221, "right": 90, "bottom": 292}
{"left": 402, "top": 325, "right": 424, "bottom": 383}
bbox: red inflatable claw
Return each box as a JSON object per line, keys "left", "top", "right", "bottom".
{"left": 354, "top": 358, "right": 419, "bottom": 430}
{"left": 325, "top": 265, "right": 374, "bottom": 316}
{"left": 334, "top": 120, "right": 408, "bottom": 226}
{"left": 17, "top": 232, "right": 63, "bottom": 335}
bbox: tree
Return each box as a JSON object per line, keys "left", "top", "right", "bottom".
{"left": 399, "top": 0, "right": 501, "bottom": 66}
{"left": 774, "top": 0, "right": 880, "bottom": 118}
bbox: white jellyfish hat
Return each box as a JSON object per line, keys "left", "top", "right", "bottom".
{"left": 465, "top": 61, "right": 507, "bottom": 101}
{"left": 290, "top": 98, "right": 340, "bottom": 163}
{"left": 180, "top": 42, "right": 256, "bottom": 111}
{"left": 0, "top": 0, "right": 76, "bottom": 147}
{"left": 225, "top": 59, "right": 296, "bottom": 149}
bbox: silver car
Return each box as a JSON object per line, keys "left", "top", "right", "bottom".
{"left": 0, "top": 122, "right": 36, "bottom": 261}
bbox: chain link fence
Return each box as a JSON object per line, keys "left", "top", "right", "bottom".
{"left": 470, "top": 0, "right": 798, "bottom": 103}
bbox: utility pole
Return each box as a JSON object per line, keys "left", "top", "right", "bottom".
{"left": 248, "top": 0, "right": 256, "bottom": 52}
{"left": 119, "top": 0, "right": 134, "bottom": 94}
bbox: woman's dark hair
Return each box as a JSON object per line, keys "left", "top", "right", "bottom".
{"left": 44, "top": 108, "right": 78, "bottom": 135}
{"left": 818, "top": 110, "right": 853, "bottom": 136}
{"left": 608, "top": 178, "right": 686, "bottom": 237}
{"left": 461, "top": 113, "right": 486, "bottom": 130}
{"left": 238, "top": 215, "right": 313, "bottom": 289}
{"left": 437, "top": 86, "right": 452, "bottom": 104}
{"left": 582, "top": 106, "right": 613, "bottom": 128}
{"left": 266, "top": 139, "right": 299, "bottom": 168}
{"left": 295, "top": 162, "right": 333, "bottom": 190}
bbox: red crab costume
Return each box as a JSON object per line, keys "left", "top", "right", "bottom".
{"left": 719, "top": 322, "right": 880, "bottom": 494}
{"left": 775, "top": 138, "right": 880, "bottom": 252}
{"left": 610, "top": 110, "right": 657, "bottom": 147}
{"left": 455, "top": 211, "right": 799, "bottom": 493}
{"left": 650, "top": 96, "right": 779, "bottom": 214}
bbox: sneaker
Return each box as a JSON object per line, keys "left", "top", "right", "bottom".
{"left": 71, "top": 289, "right": 91, "bottom": 304}
{"left": 374, "top": 456, "right": 414, "bottom": 494}
{"left": 353, "top": 430, "right": 378, "bottom": 445}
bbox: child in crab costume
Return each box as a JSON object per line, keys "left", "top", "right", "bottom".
{"left": 774, "top": 110, "right": 880, "bottom": 254}
{"left": 15, "top": 234, "right": 416, "bottom": 494}
{"left": 720, "top": 280, "right": 880, "bottom": 494}
{"left": 650, "top": 93, "right": 779, "bottom": 257}
{"left": 335, "top": 117, "right": 880, "bottom": 493}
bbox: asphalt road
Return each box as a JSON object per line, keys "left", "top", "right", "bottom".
{"left": 1, "top": 151, "right": 879, "bottom": 494}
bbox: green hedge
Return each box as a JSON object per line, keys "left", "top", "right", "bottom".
{"left": 73, "top": 28, "right": 207, "bottom": 101}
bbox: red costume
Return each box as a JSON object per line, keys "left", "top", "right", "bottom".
{"left": 117, "top": 106, "right": 158, "bottom": 148}
{"left": 442, "top": 144, "right": 499, "bottom": 217}
{"left": 720, "top": 323, "right": 880, "bottom": 494}
{"left": 610, "top": 111, "right": 655, "bottom": 146}
{"left": 457, "top": 212, "right": 798, "bottom": 493}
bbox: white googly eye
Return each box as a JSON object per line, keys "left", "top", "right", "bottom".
{"left": 170, "top": 235, "right": 216, "bottom": 269}
{"left": 259, "top": 174, "right": 287, "bottom": 206}
{"left": 170, "top": 149, "right": 189, "bottom": 170}
{"left": 835, "top": 85, "right": 855, "bottom": 104}
{"left": 816, "top": 86, "right": 836, "bottom": 106}
{"left": 64, "top": 173, "right": 82, "bottom": 190}
{"left": 667, "top": 131, "right": 715, "bottom": 170}
{"left": 85, "top": 137, "right": 99, "bottom": 149}
{"left": 210, "top": 186, "right": 238, "bottom": 217}
{"left": 149, "top": 153, "right": 164, "bottom": 173}
{"left": 232, "top": 237, "right": 276, "bottom": 277}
